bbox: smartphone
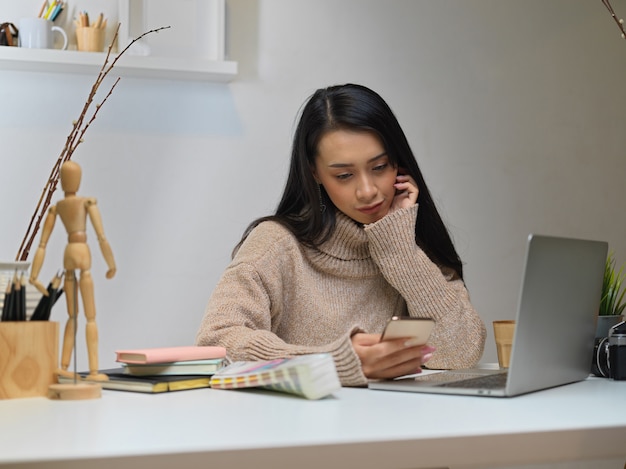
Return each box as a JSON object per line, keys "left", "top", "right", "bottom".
{"left": 380, "top": 316, "right": 435, "bottom": 344}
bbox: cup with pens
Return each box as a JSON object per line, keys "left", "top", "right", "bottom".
{"left": 18, "top": 1, "right": 68, "bottom": 50}
{"left": 75, "top": 11, "right": 107, "bottom": 53}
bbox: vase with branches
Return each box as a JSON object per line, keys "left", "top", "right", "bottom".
{"left": 14, "top": 23, "right": 169, "bottom": 264}
{"left": 0, "top": 23, "right": 169, "bottom": 321}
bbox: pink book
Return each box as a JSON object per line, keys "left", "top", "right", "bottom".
{"left": 115, "top": 346, "right": 227, "bottom": 364}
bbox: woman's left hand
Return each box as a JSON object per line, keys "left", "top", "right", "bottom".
{"left": 390, "top": 172, "right": 418, "bottom": 213}
{"left": 351, "top": 332, "right": 435, "bottom": 380}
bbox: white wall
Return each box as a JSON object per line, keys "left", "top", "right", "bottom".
{"left": 1, "top": 0, "right": 625, "bottom": 370}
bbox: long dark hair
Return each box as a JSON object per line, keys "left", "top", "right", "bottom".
{"left": 236, "top": 83, "right": 464, "bottom": 279}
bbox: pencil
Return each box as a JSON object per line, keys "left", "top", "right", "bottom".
{"left": 18, "top": 273, "right": 27, "bottom": 321}
{"left": 1, "top": 281, "right": 11, "bottom": 322}
{"left": 31, "top": 284, "right": 51, "bottom": 321}
{"left": 43, "top": 1, "right": 56, "bottom": 20}
{"left": 50, "top": 2, "right": 64, "bottom": 22}
{"left": 38, "top": 0, "right": 48, "bottom": 18}
{"left": 93, "top": 13, "right": 103, "bottom": 29}
{"left": 31, "top": 272, "right": 63, "bottom": 321}
{"left": 47, "top": 272, "right": 64, "bottom": 320}
{"left": 6, "top": 273, "right": 18, "bottom": 321}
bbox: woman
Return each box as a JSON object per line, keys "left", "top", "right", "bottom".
{"left": 196, "top": 83, "right": 486, "bottom": 386}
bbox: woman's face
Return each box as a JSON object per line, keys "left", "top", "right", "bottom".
{"left": 313, "top": 129, "right": 398, "bottom": 224}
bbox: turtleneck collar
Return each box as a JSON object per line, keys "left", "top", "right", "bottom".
{"left": 304, "top": 211, "right": 380, "bottom": 278}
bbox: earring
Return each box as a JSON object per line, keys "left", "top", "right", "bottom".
{"left": 317, "top": 185, "right": 326, "bottom": 213}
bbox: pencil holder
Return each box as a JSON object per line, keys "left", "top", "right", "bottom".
{"left": 0, "top": 321, "right": 59, "bottom": 399}
{"left": 76, "top": 26, "right": 105, "bottom": 52}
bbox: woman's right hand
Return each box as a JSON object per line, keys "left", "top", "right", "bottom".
{"left": 351, "top": 332, "right": 435, "bottom": 380}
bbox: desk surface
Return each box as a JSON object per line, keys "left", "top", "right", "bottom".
{"left": 1, "top": 376, "right": 625, "bottom": 469}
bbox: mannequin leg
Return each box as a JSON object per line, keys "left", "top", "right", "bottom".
{"left": 57, "top": 270, "right": 77, "bottom": 378}
{"left": 80, "top": 270, "right": 108, "bottom": 381}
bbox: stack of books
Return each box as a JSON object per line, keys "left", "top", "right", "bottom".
{"left": 58, "top": 348, "right": 342, "bottom": 399}
{"left": 59, "top": 346, "right": 229, "bottom": 394}
{"left": 116, "top": 346, "right": 229, "bottom": 376}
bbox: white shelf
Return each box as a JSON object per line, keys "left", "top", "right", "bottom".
{"left": 0, "top": 46, "right": 237, "bottom": 82}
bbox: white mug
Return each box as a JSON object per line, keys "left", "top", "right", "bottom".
{"left": 18, "top": 17, "right": 68, "bottom": 50}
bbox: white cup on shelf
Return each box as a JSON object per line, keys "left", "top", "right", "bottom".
{"left": 18, "top": 17, "right": 68, "bottom": 50}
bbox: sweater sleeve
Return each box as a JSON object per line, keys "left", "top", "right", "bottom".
{"left": 364, "top": 205, "right": 486, "bottom": 369}
{"left": 195, "top": 225, "right": 368, "bottom": 387}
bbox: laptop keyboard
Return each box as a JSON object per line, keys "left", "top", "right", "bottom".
{"left": 413, "top": 371, "right": 508, "bottom": 389}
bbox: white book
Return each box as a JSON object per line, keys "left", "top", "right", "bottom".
{"left": 122, "top": 358, "right": 228, "bottom": 376}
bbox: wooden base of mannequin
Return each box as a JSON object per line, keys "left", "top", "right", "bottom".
{"left": 48, "top": 382, "right": 102, "bottom": 400}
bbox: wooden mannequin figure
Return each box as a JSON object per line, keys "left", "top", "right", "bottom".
{"left": 30, "top": 161, "right": 116, "bottom": 381}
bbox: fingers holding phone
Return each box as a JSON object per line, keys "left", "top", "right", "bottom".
{"left": 380, "top": 316, "right": 436, "bottom": 369}
{"left": 351, "top": 317, "right": 436, "bottom": 380}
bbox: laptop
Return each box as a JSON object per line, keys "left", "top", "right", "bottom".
{"left": 368, "top": 234, "right": 608, "bottom": 397}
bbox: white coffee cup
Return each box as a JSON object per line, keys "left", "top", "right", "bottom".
{"left": 18, "top": 17, "right": 68, "bottom": 50}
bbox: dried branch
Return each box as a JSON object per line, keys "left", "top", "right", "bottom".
{"left": 601, "top": 0, "right": 626, "bottom": 39}
{"left": 15, "top": 25, "right": 171, "bottom": 262}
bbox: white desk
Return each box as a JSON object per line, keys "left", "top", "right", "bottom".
{"left": 1, "top": 377, "right": 625, "bottom": 469}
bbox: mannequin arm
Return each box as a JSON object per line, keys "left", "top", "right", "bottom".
{"left": 86, "top": 198, "right": 116, "bottom": 279}
{"left": 29, "top": 206, "right": 57, "bottom": 295}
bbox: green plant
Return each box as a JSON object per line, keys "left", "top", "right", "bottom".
{"left": 599, "top": 252, "right": 626, "bottom": 316}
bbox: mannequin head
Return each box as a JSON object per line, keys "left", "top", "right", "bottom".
{"left": 60, "top": 161, "right": 81, "bottom": 193}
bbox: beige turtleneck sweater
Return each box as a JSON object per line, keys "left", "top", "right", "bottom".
{"left": 196, "top": 205, "right": 486, "bottom": 386}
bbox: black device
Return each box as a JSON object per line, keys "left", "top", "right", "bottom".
{"left": 592, "top": 320, "right": 626, "bottom": 380}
